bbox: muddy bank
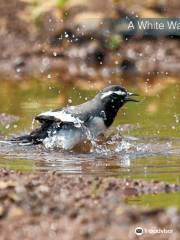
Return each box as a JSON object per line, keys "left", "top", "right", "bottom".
{"left": 0, "top": 169, "right": 179, "bottom": 240}
{"left": 1, "top": 0, "right": 180, "bottom": 83}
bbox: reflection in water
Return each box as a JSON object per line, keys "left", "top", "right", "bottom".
{"left": 0, "top": 127, "right": 180, "bottom": 183}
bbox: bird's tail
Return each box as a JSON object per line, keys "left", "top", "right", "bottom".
{"left": 8, "top": 134, "right": 35, "bottom": 146}
{"left": 1, "top": 125, "right": 49, "bottom": 146}
{"left": 9, "top": 127, "right": 47, "bottom": 145}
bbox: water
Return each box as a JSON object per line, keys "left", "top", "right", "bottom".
{"left": 0, "top": 79, "right": 179, "bottom": 184}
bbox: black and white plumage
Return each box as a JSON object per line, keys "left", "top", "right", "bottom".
{"left": 11, "top": 85, "right": 138, "bottom": 149}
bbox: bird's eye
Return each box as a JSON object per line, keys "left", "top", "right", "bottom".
{"left": 111, "top": 93, "right": 119, "bottom": 99}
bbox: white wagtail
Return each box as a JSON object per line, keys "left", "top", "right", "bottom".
{"left": 11, "top": 85, "right": 138, "bottom": 149}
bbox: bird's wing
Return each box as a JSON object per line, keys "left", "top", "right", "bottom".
{"left": 35, "top": 107, "right": 90, "bottom": 126}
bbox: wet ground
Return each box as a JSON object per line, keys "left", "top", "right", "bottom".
{"left": 0, "top": 169, "right": 179, "bottom": 240}
{"left": 1, "top": 0, "right": 180, "bottom": 82}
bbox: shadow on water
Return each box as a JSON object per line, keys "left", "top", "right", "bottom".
{"left": 0, "top": 78, "right": 179, "bottom": 184}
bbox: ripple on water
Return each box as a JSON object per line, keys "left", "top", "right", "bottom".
{"left": 0, "top": 126, "right": 180, "bottom": 183}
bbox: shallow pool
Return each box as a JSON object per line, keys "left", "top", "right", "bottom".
{"left": 0, "top": 79, "right": 179, "bottom": 185}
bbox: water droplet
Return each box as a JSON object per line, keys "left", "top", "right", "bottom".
{"left": 16, "top": 68, "right": 21, "bottom": 73}
{"left": 31, "top": 118, "right": 35, "bottom": 130}
{"left": 5, "top": 124, "right": 10, "bottom": 129}
{"left": 65, "top": 32, "right": 69, "bottom": 38}
{"left": 174, "top": 114, "right": 179, "bottom": 123}
{"left": 42, "top": 57, "right": 50, "bottom": 66}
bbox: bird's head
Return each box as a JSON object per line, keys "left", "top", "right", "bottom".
{"left": 94, "top": 85, "right": 138, "bottom": 127}
{"left": 98, "top": 85, "right": 138, "bottom": 109}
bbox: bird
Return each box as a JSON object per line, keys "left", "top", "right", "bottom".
{"left": 11, "top": 85, "right": 138, "bottom": 149}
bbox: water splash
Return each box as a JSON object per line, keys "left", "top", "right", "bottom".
{"left": 0, "top": 124, "right": 180, "bottom": 180}
{"left": 31, "top": 118, "right": 35, "bottom": 130}
{"left": 90, "top": 127, "right": 175, "bottom": 162}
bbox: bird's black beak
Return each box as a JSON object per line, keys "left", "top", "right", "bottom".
{"left": 125, "top": 92, "right": 139, "bottom": 102}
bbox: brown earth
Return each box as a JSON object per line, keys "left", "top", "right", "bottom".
{"left": 0, "top": 169, "right": 179, "bottom": 240}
